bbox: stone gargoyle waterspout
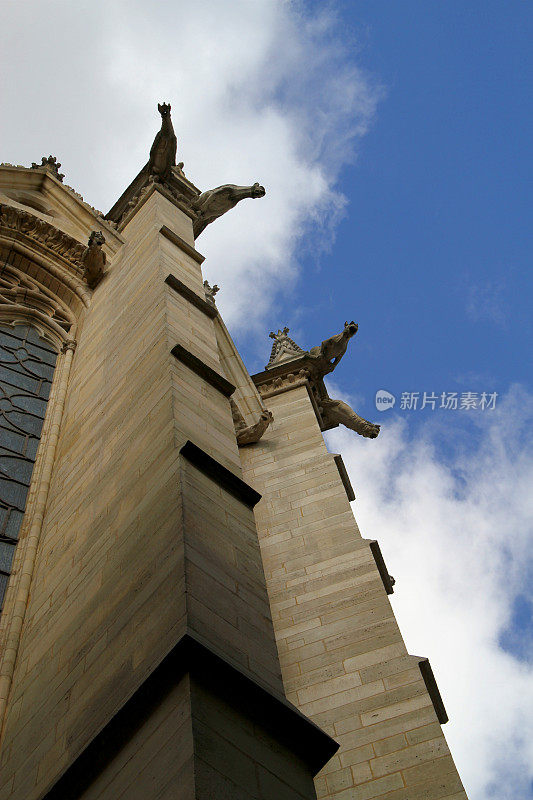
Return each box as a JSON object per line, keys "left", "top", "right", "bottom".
{"left": 319, "top": 393, "right": 380, "bottom": 439}
{"left": 308, "top": 320, "right": 359, "bottom": 379}
{"left": 230, "top": 399, "right": 273, "bottom": 446}
{"left": 307, "top": 320, "right": 380, "bottom": 439}
{"left": 192, "top": 182, "right": 266, "bottom": 238}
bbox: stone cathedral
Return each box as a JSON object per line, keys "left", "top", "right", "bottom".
{"left": 0, "top": 105, "right": 468, "bottom": 799}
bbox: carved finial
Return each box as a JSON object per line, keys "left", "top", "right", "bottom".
{"left": 146, "top": 102, "right": 177, "bottom": 183}
{"left": 203, "top": 280, "right": 220, "bottom": 306}
{"left": 31, "top": 155, "right": 64, "bottom": 182}
{"left": 266, "top": 327, "right": 306, "bottom": 369}
{"left": 81, "top": 231, "right": 106, "bottom": 289}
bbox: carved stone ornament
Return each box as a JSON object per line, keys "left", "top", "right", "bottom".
{"left": 203, "top": 280, "right": 219, "bottom": 306}
{"left": 230, "top": 398, "right": 273, "bottom": 446}
{"left": 258, "top": 320, "right": 381, "bottom": 439}
{"left": 0, "top": 202, "right": 85, "bottom": 271}
{"left": 146, "top": 103, "right": 178, "bottom": 183}
{"left": 192, "top": 183, "right": 266, "bottom": 238}
{"left": 1, "top": 161, "right": 103, "bottom": 217}
{"left": 308, "top": 320, "right": 359, "bottom": 380}
{"left": 80, "top": 231, "right": 106, "bottom": 289}
{"left": 31, "top": 155, "right": 65, "bottom": 182}
{"left": 0, "top": 264, "right": 74, "bottom": 334}
{"left": 258, "top": 369, "right": 310, "bottom": 397}
{"left": 267, "top": 327, "right": 306, "bottom": 368}
{"left": 319, "top": 395, "right": 380, "bottom": 439}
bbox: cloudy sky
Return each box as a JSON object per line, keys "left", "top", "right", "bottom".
{"left": 2, "top": 2, "right": 532, "bottom": 798}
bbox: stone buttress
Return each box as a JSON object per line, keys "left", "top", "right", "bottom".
{"left": 239, "top": 339, "right": 469, "bottom": 800}
{"left": 0, "top": 150, "right": 336, "bottom": 799}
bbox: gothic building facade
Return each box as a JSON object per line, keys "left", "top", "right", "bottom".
{"left": 0, "top": 108, "right": 468, "bottom": 799}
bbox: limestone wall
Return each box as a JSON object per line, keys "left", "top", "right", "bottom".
{"left": 0, "top": 192, "right": 287, "bottom": 799}
{"left": 240, "top": 383, "right": 468, "bottom": 800}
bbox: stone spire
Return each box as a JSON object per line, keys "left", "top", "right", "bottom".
{"left": 266, "top": 327, "right": 306, "bottom": 368}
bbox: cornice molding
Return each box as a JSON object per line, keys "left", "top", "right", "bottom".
{"left": 0, "top": 202, "right": 85, "bottom": 273}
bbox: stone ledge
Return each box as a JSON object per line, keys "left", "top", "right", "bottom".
{"left": 180, "top": 440, "right": 261, "bottom": 508}
{"left": 39, "top": 632, "right": 338, "bottom": 799}
{"left": 164, "top": 273, "right": 217, "bottom": 319}
{"left": 171, "top": 343, "right": 235, "bottom": 397}
{"left": 367, "top": 540, "right": 395, "bottom": 595}
{"left": 160, "top": 225, "right": 205, "bottom": 264}
{"left": 332, "top": 454, "right": 355, "bottom": 501}
{"left": 418, "top": 657, "right": 449, "bottom": 724}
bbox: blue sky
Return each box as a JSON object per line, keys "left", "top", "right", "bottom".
{"left": 1, "top": 2, "right": 532, "bottom": 797}
{"left": 246, "top": 1, "right": 532, "bottom": 399}
{"left": 229, "top": 4, "right": 532, "bottom": 796}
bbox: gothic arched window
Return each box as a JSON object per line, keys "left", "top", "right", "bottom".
{"left": 0, "top": 324, "right": 58, "bottom": 612}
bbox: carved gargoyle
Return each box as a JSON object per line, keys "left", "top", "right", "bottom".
{"left": 307, "top": 321, "right": 380, "bottom": 438}
{"left": 320, "top": 395, "right": 380, "bottom": 439}
{"left": 308, "top": 321, "right": 358, "bottom": 379}
{"left": 81, "top": 231, "right": 106, "bottom": 289}
{"left": 146, "top": 103, "right": 177, "bottom": 182}
{"left": 203, "top": 280, "right": 220, "bottom": 306}
{"left": 192, "top": 183, "right": 266, "bottom": 238}
{"left": 230, "top": 399, "right": 273, "bottom": 446}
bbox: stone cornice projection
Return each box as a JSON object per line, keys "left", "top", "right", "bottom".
{"left": 0, "top": 202, "right": 85, "bottom": 275}
{"left": 0, "top": 162, "right": 104, "bottom": 219}
{"left": 256, "top": 366, "right": 311, "bottom": 399}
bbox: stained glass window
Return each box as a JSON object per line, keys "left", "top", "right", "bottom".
{"left": 0, "top": 324, "right": 57, "bottom": 613}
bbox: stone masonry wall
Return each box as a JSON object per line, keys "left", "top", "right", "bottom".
{"left": 240, "top": 383, "right": 468, "bottom": 800}
{"left": 0, "top": 192, "right": 285, "bottom": 799}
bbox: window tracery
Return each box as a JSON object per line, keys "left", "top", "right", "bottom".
{"left": 0, "top": 323, "right": 57, "bottom": 611}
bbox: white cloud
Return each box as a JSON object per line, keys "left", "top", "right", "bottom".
{"left": 0, "top": 0, "right": 381, "bottom": 331}
{"left": 325, "top": 385, "right": 533, "bottom": 799}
